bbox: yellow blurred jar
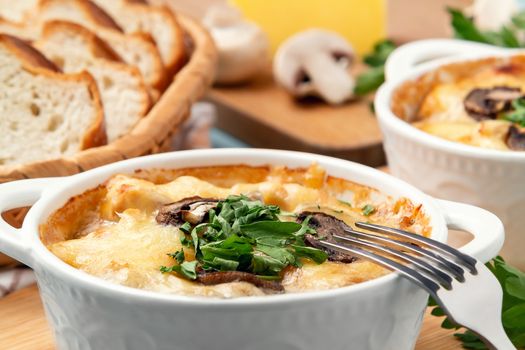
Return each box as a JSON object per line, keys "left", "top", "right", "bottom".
{"left": 230, "top": 0, "right": 386, "bottom": 54}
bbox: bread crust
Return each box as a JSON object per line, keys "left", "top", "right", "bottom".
{"left": 39, "top": 0, "right": 123, "bottom": 32}
{"left": 121, "top": 1, "right": 186, "bottom": 74}
{"left": 0, "top": 33, "right": 107, "bottom": 150}
{"left": 0, "top": 34, "right": 60, "bottom": 71}
{"left": 42, "top": 20, "right": 123, "bottom": 62}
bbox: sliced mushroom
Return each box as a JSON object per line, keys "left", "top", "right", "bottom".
{"left": 506, "top": 125, "right": 525, "bottom": 150}
{"left": 297, "top": 212, "right": 358, "bottom": 263}
{"left": 156, "top": 196, "right": 218, "bottom": 227}
{"left": 464, "top": 86, "right": 522, "bottom": 121}
{"left": 197, "top": 271, "right": 284, "bottom": 293}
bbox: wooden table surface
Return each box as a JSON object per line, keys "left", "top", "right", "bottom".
{"left": 0, "top": 284, "right": 462, "bottom": 350}
{"left": 208, "top": 66, "right": 385, "bottom": 167}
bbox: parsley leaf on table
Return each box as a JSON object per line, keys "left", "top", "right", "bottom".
{"left": 428, "top": 256, "right": 525, "bottom": 349}
{"left": 354, "top": 39, "right": 396, "bottom": 96}
{"left": 448, "top": 7, "right": 525, "bottom": 48}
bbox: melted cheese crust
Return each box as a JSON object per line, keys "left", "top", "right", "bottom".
{"left": 43, "top": 165, "right": 431, "bottom": 298}
{"left": 416, "top": 66, "right": 523, "bottom": 150}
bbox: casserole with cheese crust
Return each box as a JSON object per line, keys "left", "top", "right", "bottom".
{"left": 41, "top": 164, "right": 431, "bottom": 298}
{"left": 392, "top": 55, "right": 525, "bottom": 151}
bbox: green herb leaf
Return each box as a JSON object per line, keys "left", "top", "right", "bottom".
{"left": 292, "top": 245, "right": 328, "bottom": 264}
{"left": 429, "top": 256, "right": 525, "bottom": 349}
{"left": 256, "top": 244, "right": 297, "bottom": 266}
{"left": 363, "top": 39, "right": 396, "bottom": 67}
{"left": 448, "top": 8, "right": 495, "bottom": 44}
{"left": 210, "top": 257, "right": 239, "bottom": 271}
{"left": 338, "top": 199, "right": 352, "bottom": 207}
{"left": 448, "top": 7, "right": 525, "bottom": 49}
{"left": 160, "top": 196, "right": 330, "bottom": 281}
{"left": 362, "top": 204, "right": 376, "bottom": 216}
{"left": 503, "top": 304, "right": 525, "bottom": 329}
{"left": 512, "top": 11, "right": 525, "bottom": 29}
{"left": 354, "top": 65, "right": 385, "bottom": 96}
{"left": 168, "top": 249, "right": 185, "bottom": 264}
{"left": 180, "top": 221, "right": 192, "bottom": 234}
{"left": 252, "top": 254, "right": 286, "bottom": 275}
{"left": 500, "top": 26, "right": 521, "bottom": 48}
{"left": 180, "top": 235, "right": 193, "bottom": 247}
{"left": 241, "top": 221, "right": 302, "bottom": 239}
{"left": 503, "top": 98, "right": 525, "bottom": 127}
{"left": 160, "top": 260, "right": 197, "bottom": 280}
{"left": 507, "top": 276, "right": 525, "bottom": 300}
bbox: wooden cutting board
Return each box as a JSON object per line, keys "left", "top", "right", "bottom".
{"left": 0, "top": 284, "right": 461, "bottom": 349}
{"left": 207, "top": 65, "right": 386, "bottom": 167}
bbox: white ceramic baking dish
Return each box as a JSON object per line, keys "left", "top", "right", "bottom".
{"left": 0, "top": 149, "right": 504, "bottom": 350}
{"left": 376, "top": 38, "right": 525, "bottom": 269}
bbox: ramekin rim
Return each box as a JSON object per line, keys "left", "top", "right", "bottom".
{"left": 375, "top": 51, "right": 525, "bottom": 161}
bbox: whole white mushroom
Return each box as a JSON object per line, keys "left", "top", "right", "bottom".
{"left": 203, "top": 4, "right": 269, "bottom": 85}
{"left": 273, "top": 29, "right": 355, "bottom": 105}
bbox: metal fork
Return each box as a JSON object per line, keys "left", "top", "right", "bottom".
{"left": 318, "top": 222, "right": 515, "bottom": 350}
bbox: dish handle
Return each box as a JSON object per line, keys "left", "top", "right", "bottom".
{"left": 0, "top": 178, "right": 59, "bottom": 267}
{"left": 385, "top": 39, "right": 506, "bottom": 83}
{"left": 437, "top": 199, "right": 504, "bottom": 263}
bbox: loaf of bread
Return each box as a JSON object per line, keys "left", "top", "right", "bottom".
{"left": 0, "top": 34, "right": 106, "bottom": 166}
{"left": 35, "top": 21, "right": 151, "bottom": 142}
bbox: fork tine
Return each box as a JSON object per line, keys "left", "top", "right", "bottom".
{"left": 332, "top": 234, "right": 454, "bottom": 289}
{"left": 343, "top": 227, "right": 466, "bottom": 281}
{"left": 318, "top": 240, "right": 441, "bottom": 296}
{"left": 355, "top": 222, "right": 477, "bottom": 273}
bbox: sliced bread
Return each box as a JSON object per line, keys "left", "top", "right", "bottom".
{"left": 0, "top": 34, "right": 106, "bottom": 166}
{"left": 0, "top": 0, "right": 38, "bottom": 22}
{"left": 92, "top": 0, "right": 185, "bottom": 72}
{"left": 36, "top": 21, "right": 151, "bottom": 142}
{"left": 37, "top": 0, "right": 165, "bottom": 89}
{"left": 0, "top": 0, "right": 165, "bottom": 89}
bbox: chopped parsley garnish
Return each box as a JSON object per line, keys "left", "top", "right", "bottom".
{"left": 180, "top": 236, "right": 193, "bottom": 248}
{"left": 160, "top": 195, "right": 328, "bottom": 280}
{"left": 362, "top": 204, "right": 376, "bottom": 216}
{"left": 503, "top": 98, "right": 525, "bottom": 127}
{"left": 160, "top": 261, "right": 198, "bottom": 280}
{"left": 338, "top": 199, "right": 352, "bottom": 207}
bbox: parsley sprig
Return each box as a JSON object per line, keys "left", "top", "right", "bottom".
{"left": 160, "top": 195, "right": 328, "bottom": 280}
{"left": 429, "top": 256, "right": 525, "bottom": 349}
{"left": 354, "top": 39, "right": 396, "bottom": 96}
{"left": 448, "top": 8, "right": 524, "bottom": 48}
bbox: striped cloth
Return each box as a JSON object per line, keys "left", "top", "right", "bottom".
{"left": 0, "top": 268, "right": 36, "bottom": 298}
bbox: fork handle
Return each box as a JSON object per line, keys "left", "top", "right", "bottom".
{"left": 437, "top": 199, "right": 505, "bottom": 263}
